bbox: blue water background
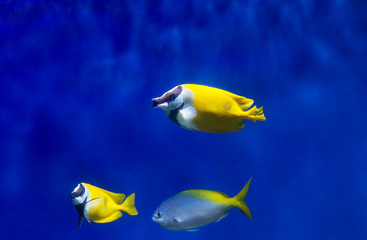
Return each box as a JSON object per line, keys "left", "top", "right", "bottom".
{"left": 1, "top": 0, "right": 366, "bottom": 239}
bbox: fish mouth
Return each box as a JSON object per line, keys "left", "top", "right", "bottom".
{"left": 152, "top": 99, "right": 169, "bottom": 109}
{"left": 71, "top": 192, "right": 78, "bottom": 199}
{"left": 152, "top": 99, "right": 159, "bottom": 108}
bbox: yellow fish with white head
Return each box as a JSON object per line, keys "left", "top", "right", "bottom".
{"left": 152, "top": 84, "right": 265, "bottom": 133}
{"left": 71, "top": 183, "right": 138, "bottom": 228}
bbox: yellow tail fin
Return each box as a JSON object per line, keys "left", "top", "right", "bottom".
{"left": 242, "top": 106, "right": 266, "bottom": 122}
{"left": 120, "top": 193, "right": 138, "bottom": 216}
{"left": 232, "top": 177, "right": 253, "bottom": 221}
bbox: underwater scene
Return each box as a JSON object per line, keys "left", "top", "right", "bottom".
{"left": 1, "top": 0, "right": 366, "bottom": 239}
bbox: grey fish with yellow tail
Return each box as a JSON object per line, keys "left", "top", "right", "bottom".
{"left": 71, "top": 183, "right": 138, "bottom": 228}
{"left": 152, "top": 84, "right": 265, "bottom": 133}
{"left": 152, "top": 178, "right": 253, "bottom": 231}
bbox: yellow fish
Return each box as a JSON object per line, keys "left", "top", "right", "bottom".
{"left": 152, "top": 84, "right": 265, "bottom": 133}
{"left": 71, "top": 183, "right": 138, "bottom": 228}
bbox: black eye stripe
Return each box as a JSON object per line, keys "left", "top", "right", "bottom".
{"left": 166, "top": 87, "right": 181, "bottom": 101}
{"left": 171, "top": 85, "right": 182, "bottom": 97}
{"left": 152, "top": 85, "right": 183, "bottom": 105}
{"left": 71, "top": 184, "right": 85, "bottom": 199}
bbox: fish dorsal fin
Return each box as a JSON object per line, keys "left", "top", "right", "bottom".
{"left": 83, "top": 183, "right": 126, "bottom": 204}
{"left": 204, "top": 190, "right": 229, "bottom": 200}
{"left": 99, "top": 189, "right": 126, "bottom": 204}
{"left": 184, "top": 84, "right": 253, "bottom": 110}
{"left": 224, "top": 92, "right": 254, "bottom": 111}
{"left": 182, "top": 190, "right": 229, "bottom": 203}
{"left": 214, "top": 191, "right": 229, "bottom": 198}
{"left": 108, "top": 192, "right": 126, "bottom": 204}
{"left": 183, "top": 189, "right": 228, "bottom": 198}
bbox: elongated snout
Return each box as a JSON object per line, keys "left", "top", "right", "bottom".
{"left": 152, "top": 98, "right": 159, "bottom": 108}
{"left": 152, "top": 98, "right": 168, "bottom": 108}
{"left": 71, "top": 191, "right": 78, "bottom": 199}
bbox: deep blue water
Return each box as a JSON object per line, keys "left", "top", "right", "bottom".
{"left": 1, "top": 0, "right": 366, "bottom": 239}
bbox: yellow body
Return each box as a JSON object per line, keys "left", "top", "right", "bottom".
{"left": 83, "top": 183, "right": 138, "bottom": 223}
{"left": 183, "top": 84, "right": 265, "bottom": 133}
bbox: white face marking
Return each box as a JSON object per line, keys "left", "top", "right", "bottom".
{"left": 161, "top": 86, "right": 184, "bottom": 111}
{"left": 169, "top": 91, "right": 185, "bottom": 110}
{"left": 161, "top": 94, "right": 185, "bottom": 116}
{"left": 175, "top": 86, "right": 197, "bottom": 130}
{"left": 180, "top": 86, "right": 194, "bottom": 105}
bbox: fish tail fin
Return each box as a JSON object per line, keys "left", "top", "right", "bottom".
{"left": 232, "top": 177, "right": 253, "bottom": 221}
{"left": 120, "top": 193, "right": 138, "bottom": 216}
{"left": 241, "top": 106, "right": 266, "bottom": 122}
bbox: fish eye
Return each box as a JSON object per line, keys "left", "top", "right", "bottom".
{"left": 169, "top": 94, "right": 176, "bottom": 101}
{"left": 157, "top": 212, "right": 162, "bottom": 218}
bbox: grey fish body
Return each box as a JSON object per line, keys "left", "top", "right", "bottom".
{"left": 153, "top": 190, "right": 233, "bottom": 231}
{"left": 152, "top": 178, "right": 253, "bottom": 231}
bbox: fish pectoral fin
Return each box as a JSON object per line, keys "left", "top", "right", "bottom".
{"left": 86, "top": 197, "right": 102, "bottom": 204}
{"left": 98, "top": 189, "right": 126, "bottom": 204}
{"left": 108, "top": 193, "right": 126, "bottom": 204}
{"left": 93, "top": 211, "right": 123, "bottom": 223}
{"left": 106, "top": 192, "right": 126, "bottom": 204}
{"left": 86, "top": 198, "right": 103, "bottom": 208}
{"left": 225, "top": 92, "right": 254, "bottom": 111}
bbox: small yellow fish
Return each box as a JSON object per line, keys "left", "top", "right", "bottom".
{"left": 71, "top": 183, "right": 138, "bottom": 228}
{"left": 152, "top": 178, "right": 253, "bottom": 231}
{"left": 152, "top": 84, "right": 265, "bottom": 133}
